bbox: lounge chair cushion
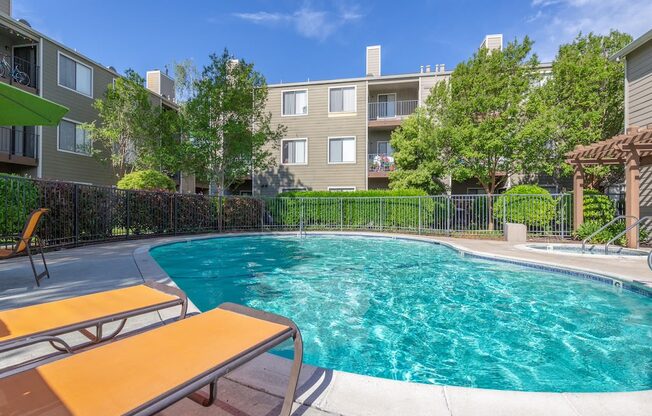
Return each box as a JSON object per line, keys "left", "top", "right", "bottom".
{"left": 0, "top": 284, "right": 180, "bottom": 343}
{"left": 0, "top": 308, "right": 291, "bottom": 415}
{"left": 0, "top": 249, "right": 13, "bottom": 258}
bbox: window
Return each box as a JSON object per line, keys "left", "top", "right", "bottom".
{"left": 328, "top": 186, "right": 356, "bottom": 192}
{"left": 467, "top": 188, "right": 486, "bottom": 195}
{"left": 281, "top": 187, "right": 307, "bottom": 193}
{"left": 329, "top": 86, "right": 356, "bottom": 113}
{"left": 377, "top": 141, "right": 393, "bottom": 155}
{"left": 58, "top": 53, "right": 92, "bottom": 96}
{"left": 282, "top": 90, "right": 308, "bottom": 116}
{"left": 328, "top": 137, "right": 356, "bottom": 163}
{"left": 58, "top": 119, "right": 91, "bottom": 155}
{"left": 282, "top": 139, "right": 307, "bottom": 165}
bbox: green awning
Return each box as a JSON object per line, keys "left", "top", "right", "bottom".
{"left": 0, "top": 82, "right": 68, "bottom": 126}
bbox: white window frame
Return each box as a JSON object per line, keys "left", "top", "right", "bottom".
{"left": 328, "top": 85, "right": 357, "bottom": 115}
{"left": 57, "top": 117, "right": 92, "bottom": 156}
{"left": 57, "top": 51, "right": 93, "bottom": 98}
{"left": 280, "top": 138, "right": 308, "bottom": 166}
{"left": 281, "top": 89, "right": 308, "bottom": 117}
{"left": 327, "top": 186, "right": 356, "bottom": 192}
{"left": 327, "top": 136, "right": 357, "bottom": 164}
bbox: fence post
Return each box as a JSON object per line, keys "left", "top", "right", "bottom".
{"left": 173, "top": 194, "right": 178, "bottom": 235}
{"left": 446, "top": 195, "right": 451, "bottom": 236}
{"left": 260, "top": 198, "right": 265, "bottom": 231}
{"left": 380, "top": 198, "right": 384, "bottom": 231}
{"left": 340, "top": 198, "right": 343, "bottom": 231}
{"left": 218, "top": 195, "right": 223, "bottom": 233}
{"left": 418, "top": 197, "right": 422, "bottom": 234}
{"left": 125, "top": 191, "right": 130, "bottom": 240}
{"left": 560, "top": 194, "right": 565, "bottom": 239}
{"left": 502, "top": 194, "right": 507, "bottom": 232}
{"left": 73, "top": 183, "right": 79, "bottom": 246}
{"left": 300, "top": 198, "right": 305, "bottom": 232}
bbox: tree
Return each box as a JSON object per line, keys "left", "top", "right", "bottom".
{"left": 85, "top": 70, "right": 181, "bottom": 178}
{"left": 388, "top": 106, "right": 448, "bottom": 194}
{"left": 182, "top": 49, "right": 285, "bottom": 195}
{"left": 529, "top": 31, "right": 632, "bottom": 190}
{"left": 443, "top": 36, "right": 544, "bottom": 197}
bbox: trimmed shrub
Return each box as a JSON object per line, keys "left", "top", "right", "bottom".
{"left": 117, "top": 170, "right": 176, "bottom": 192}
{"left": 558, "top": 189, "right": 616, "bottom": 227}
{"left": 279, "top": 189, "right": 428, "bottom": 198}
{"left": 493, "top": 185, "right": 555, "bottom": 228}
{"left": 0, "top": 175, "right": 40, "bottom": 237}
{"left": 574, "top": 220, "right": 649, "bottom": 246}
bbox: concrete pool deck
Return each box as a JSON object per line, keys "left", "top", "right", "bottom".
{"left": 0, "top": 232, "right": 650, "bottom": 416}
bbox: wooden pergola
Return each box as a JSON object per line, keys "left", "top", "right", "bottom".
{"left": 566, "top": 125, "right": 652, "bottom": 248}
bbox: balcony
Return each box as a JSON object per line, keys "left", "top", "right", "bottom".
{"left": 368, "top": 153, "right": 395, "bottom": 178}
{"left": 0, "top": 126, "right": 39, "bottom": 167}
{"left": 368, "top": 100, "right": 418, "bottom": 128}
{"left": 0, "top": 52, "right": 39, "bottom": 93}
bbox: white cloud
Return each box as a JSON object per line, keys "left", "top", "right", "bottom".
{"left": 529, "top": 0, "right": 652, "bottom": 61}
{"left": 232, "top": 2, "right": 363, "bottom": 41}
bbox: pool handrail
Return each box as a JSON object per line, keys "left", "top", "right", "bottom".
{"left": 581, "top": 215, "right": 636, "bottom": 252}
{"left": 648, "top": 251, "right": 652, "bottom": 271}
{"left": 604, "top": 216, "right": 650, "bottom": 254}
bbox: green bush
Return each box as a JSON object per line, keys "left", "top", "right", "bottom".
{"left": 0, "top": 175, "right": 40, "bottom": 237}
{"left": 117, "top": 170, "right": 176, "bottom": 192}
{"left": 493, "top": 185, "right": 555, "bottom": 228}
{"left": 558, "top": 189, "right": 616, "bottom": 226}
{"left": 574, "top": 220, "right": 649, "bottom": 246}
{"left": 266, "top": 190, "right": 444, "bottom": 229}
{"left": 279, "top": 189, "right": 428, "bottom": 198}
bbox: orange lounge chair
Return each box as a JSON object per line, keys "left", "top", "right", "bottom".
{"left": 0, "top": 303, "right": 303, "bottom": 416}
{"left": 0, "top": 208, "right": 50, "bottom": 286}
{"left": 0, "top": 281, "right": 187, "bottom": 370}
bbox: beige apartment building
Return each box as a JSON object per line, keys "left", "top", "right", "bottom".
{"left": 252, "top": 34, "right": 556, "bottom": 196}
{"left": 0, "top": 0, "right": 192, "bottom": 190}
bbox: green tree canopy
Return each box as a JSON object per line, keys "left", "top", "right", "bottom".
{"left": 528, "top": 31, "right": 632, "bottom": 189}
{"left": 390, "top": 37, "right": 544, "bottom": 196}
{"left": 182, "top": 50, "right": 285, "bottom": 195}
{"left": 388, "top": 106, "right": 448, "bottom": 194}
{"left": 85, "top": 70, "right": 182, "bottom": 179}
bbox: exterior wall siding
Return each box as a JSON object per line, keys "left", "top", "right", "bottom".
{"left": 257, "top": 81, "right": 368, "bottom": 195}
{"left": 40, "top": 38, "right": 116, "bottom": 185}
{"left": 626, "top": 41, "right": 652, "bottom": 128}
{"left": 0, "top": 0, "right": 10, "bottom": 16}
{"left": 366, "top": 47, "right": 380, "bottom": 77}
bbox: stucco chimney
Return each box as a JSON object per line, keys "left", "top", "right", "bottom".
{"left": 366, "top": 45, "right": 381, "bottom": 77}
{"left": 146, "top": 70, "right": 176, "bottom": 102}
{"left": 0, "top": 0, "right": 12, "bottom": 16}
{"left": 480, "top": 34, "right": 503, "bottom": 52}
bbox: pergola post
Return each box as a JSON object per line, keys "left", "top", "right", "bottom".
{"left": 572, "top": 163, "right": 584, "bottom": 231}
{"left": 624, "top": 149, "right": 640, "bottom": 248}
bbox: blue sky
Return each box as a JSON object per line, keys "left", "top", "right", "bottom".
{"left": 13, "top": 0, "right": 652, "bottom": 84}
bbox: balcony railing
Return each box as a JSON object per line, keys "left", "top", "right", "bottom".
{"left": 0, "top": 52, "right": 39, "bottom": 91}
{"left": 368, "top": 153, "right": 395, "bottom": 172}
{"left": 0, "top": 126, "right": 39, "bottom": 160}
{"left": 368, "top": 100, "right": 418, "bottom": 120}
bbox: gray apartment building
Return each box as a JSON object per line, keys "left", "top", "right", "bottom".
{"left": 0, "top": 0, "right": 190, "bottom": 190}
{"left": 251, "top": 34, "right": 554, "bottom": 196}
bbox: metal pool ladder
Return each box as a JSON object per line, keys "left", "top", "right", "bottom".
{"left": 604, "top": 216, "right": 650, "bottom": 254}
{"left": 581, "top": 216, "right": 637, "bottom": 252}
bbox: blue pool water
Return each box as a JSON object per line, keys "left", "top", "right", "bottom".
{"left": 150, "top": 235, "right": 652, "bottom": 392}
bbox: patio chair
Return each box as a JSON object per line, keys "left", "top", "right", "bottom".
{"left": 0, "top": 208, "right": 50, "bottom": 286}
{"left": 0, "top": 281, "right": 187, "bottom": 371}
{"left": 0, "top": 302, "right": 303, "bottom": 416}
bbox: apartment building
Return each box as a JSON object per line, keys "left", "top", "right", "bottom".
{"left": 0, "top": 1, "right": 192, "bottom": 190}
{"left": 252, "top": 34, "right": 554, "bottom": 196}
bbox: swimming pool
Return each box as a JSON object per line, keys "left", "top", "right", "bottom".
{"left": 150, "top": 234, "right": 652, "bottom": 393}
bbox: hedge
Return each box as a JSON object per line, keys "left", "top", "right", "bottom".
{"left": 0, "top": 175, "right": 39, "bottom": 237}
{"left": 279, "top": 189, "right": 428, "bottom": 198}
{"left": 493, "top": 185, "right": 556, "bottom": 228}
{"left": 117, "top": 170, "right": 176, "bottom": 192}
{"left": 266, "top": 190, "right": 444, "bottom": 229}
{"left": 558, "top": 189, "right": 616, "bottom": 227}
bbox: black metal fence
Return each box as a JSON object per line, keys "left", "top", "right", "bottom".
{"left": 0, "top": 175, "right": 625, "bottom": 249}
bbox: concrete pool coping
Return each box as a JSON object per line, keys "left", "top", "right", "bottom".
{"left": 133, "top": 231, "right": 652, "bottom": 416}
